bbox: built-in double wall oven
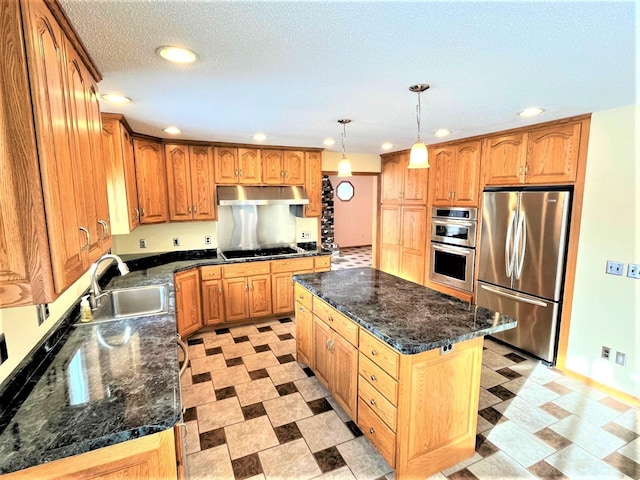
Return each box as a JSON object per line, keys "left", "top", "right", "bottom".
{"left": 429, "top": 207, "right": 477, "bottom": 292}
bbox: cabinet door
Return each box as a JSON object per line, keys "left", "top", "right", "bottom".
{"left": 331, "top": 333, "right": 358, "bottom": 420}
{"left": 272, "top": 272, "right": 294, "bottom": 314}
{"left": 380, "top": 154, "right": 402, "bottom": 203}
{"left": 122, "top": 128, "right": 140, "bottom": 230}
{"left": 313, "top": 318, "right": 333, "bottom": 389}
{"left": 526, "top": 123, "right": 581, "bottom": 184}
{"left": 135, "top": 139, "right": 168, "bottom": 223}
{"left": 379, "top": 205, "right": 401, "bottom": 276}
{"left": 295, "top": 302, "right": 314, "bottom": 368}
{"left": 214, "top": 147, "right": 238, "bottom": 184}
{"left": 189, "top": 146, "right": 216, "bottom": 220}
{"left": 175, "top": 269, "right": 202, "bottom": 338}
{"left": 284, "top": 151, "right": 305, "bottom": 185}
{"left": 482, "top": 134, "right": 526, "bottom": 186}
{"left": 402, "top": 151, "right": 428, "bottom": 204}
{"left": 304, "top": 151, "right": 322, "bottom": 217}
{"left": 202, "top": 279, "right": 225, "bottom": 325}
{"left": 399, "top": 207, "right": 426, "bottom": 284}
{"left": 23, "top": 1, "right": 86, "bottom": 292}
{"left": 453, "top": 141, "right": 481, "bottom": 206}
{"left": 262, "top": 149, "right": 283, "bottom": 185}
{"left": 165, "top": 144, "right": 193, "bottom": 221}
{"left": 238, "top": 148, "right": 262, "bottom": 184}
{"left": 248, "top": 273, "right": 272, "bottom": 318}
{"left": 430, "top": 146, "right": 455, "bottom": 206}
{"left": 223, "top": 277, "right": 249, "bottom": 322}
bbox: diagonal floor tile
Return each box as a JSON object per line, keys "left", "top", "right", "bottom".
{"left": 225, "top": 416, "right": 279, "bottom": 460}
{"left": 552, "top": 391, "right": 622, "bottom": 427}
{"left": 187, "top": 444, "right": 234, "bottom": 480}
{"left": 259, "top": 438, "right": 321, "bottom": 480}
{"left": 336, "top": 436, "right": 393, "bottom": 480}
{"left": 235, "top": 377, "right": 279, "bottom": 406}
{"left": 263, "top": 392, "right": 313, "bottom": 427}
{"left": 467, "top": 450, "right": 536, "bottom": 479}
{"left": 197, "top": 397, "right": 245, "bottom": 432}
{"left": 485, "top": 420, "right": 556, "bottom": 467}
{"left": 296, "top": 410, "right": 354, "bottom": 452}
{"left": 546, "top": 444, "right": 629, "bottom": 479}
{"left": 549, "top": 414, "right": 626, "bottom": 458}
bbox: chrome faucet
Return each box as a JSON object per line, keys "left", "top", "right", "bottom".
{"left": 88, "top": 254, "right": 130, "bottom": 309}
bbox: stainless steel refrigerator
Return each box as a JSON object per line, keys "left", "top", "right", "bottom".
{"left": 476, "top": 189, "right": 571, "bottom": 363}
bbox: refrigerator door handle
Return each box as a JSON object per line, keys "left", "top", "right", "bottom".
{"left": 480, "top": 284, "right": 548, "bottom": 308}
{"left": 515, "top": 211, "right": 527, "bottom": 279}
{"left": 505, "top": 210, "right": 517, "bottom": 278}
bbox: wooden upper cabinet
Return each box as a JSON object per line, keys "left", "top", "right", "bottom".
{"left": 262, "top": 149, "right": 284, "bottom": 184}
{"left": 134, "top": 138, "right": 168, "bottom": 224}
{"left": 190, "top": 146, "right": 216, "bottom": 220}
{"left": 381, "top": 151, "right": 427, "bottom": 204}
{"left": 483, "top": 122, "right": 581, "bottom": 186}
{"left": 102, "top": 114, "right": 140, "bottom": 234}
{"left": 238, "top": 148, "right": 261, "bottom": 184}
{"left": 304, "top": 151, "right": 323, "bottom": 217}
{"left": 430, "top": 141, "right": 481, "bottom": 206}
{"left": 214, "top": 147, "right": 238, "bottom": 184}
{"left": 525, "top": 123, "right": 581, "bottom": 184}
{"left": 284, "top": 151, "right": 305, "bottom": 184}
{"left": 482, "top": 133, "right": 527, "bottom": 186}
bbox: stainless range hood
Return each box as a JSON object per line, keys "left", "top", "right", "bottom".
{"left": 217, "top": 186, "right": 309, "bottom": 206}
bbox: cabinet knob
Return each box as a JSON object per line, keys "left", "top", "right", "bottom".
{"left": 369, "top": 428, "right": 375, "bottom": 435}
{"left": 140, "top": 207, "right": 145, "bottom": 216}
{"left": 370, "top": 375, "right": 376, "bottom": 381}
{"left": 371, "top": 350, "right": 377, "bottom": 356}
{"left": 193, "top": 206, "right": 197, "bottom": 213}
{"left": 235, "top": 169, "right": 239, "bottom": 176}
{"left": 525, "top": 164, "right": 530, "bottom": 175}
{"left": 299, "top": 307, "right": 305, "bottom": 312}
{"left": 188, "top": 206, "right": 192, "bottom": 213}
{"left": 369, "top": 399, "right": 376, "bottom": 406}
{"left": 209, "top": 272, "right": 214, "bottom": 276}
{"left": 239, "top": 170, "right": 243, "bottom": 177}
{"left": 327, "top": 316, "right": 333, "bottom": 322}
{"left": 217, "top": 286, "right": 222, "bottom": 294}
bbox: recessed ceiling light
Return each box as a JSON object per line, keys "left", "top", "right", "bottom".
{"left": 434, "top": 129, "right": 451, "bottom": 138}
{"left": 252, "top": 133, "right": 268, "bottom": 141}
{"left": 156, "top": 46, "right": 198, "bottom": 64}
{"left": 519, "top": 107, "right": 545, "bottom": 118}
{"left": 323, "top": 138, "right": 336, "bottom": 146}
{"left": 163, "top": 126, "right": 182, "bottom": 134}
{"left": 381, "top": 142, "right": 394, "bottom": 150}
{"left": 100, "top": 93, "right": 131, "bottom": 104}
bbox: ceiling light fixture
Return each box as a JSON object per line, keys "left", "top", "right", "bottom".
{"left": 337, "top": 119, "right": 352, "bottom": 178}
{"left": 434, "top": 129, "right": 451, "bottom": 138}
{"left": 100, "top": 93, "right": 131, "bottom": 104}
{"left": 156, "top": 46, "right": 198, "bottom": 64}
{"left": 163, "top": 126, "right": 182, "bottom": 134}
{"left": 519, "top": 107, "right": 545, "bottom": 118}
{"left": 408, "top": 84, "right": 430, "bottom": 169}
{"left": 381, "top": 142, "right": 394, "bottom": 150}
{"left": 252, "top": 133, "right": 267, "bottom": 141}
{"left": 323, "top": 138, "right": 336, "bottom": 146}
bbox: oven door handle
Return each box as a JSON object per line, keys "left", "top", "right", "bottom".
{"left": 479, "top": 284, "right": 548, "bottom": 307}
{"left": 431, "top": 243, "right": 473, "bottom": 255}
{"left": 432, "top": 219, "right": 475, "bottom": 227}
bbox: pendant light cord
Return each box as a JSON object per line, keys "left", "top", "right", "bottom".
{"left": 416, "top": 92, "right": 422, "bottom": 141}
{"left": 341, "top": 122, "right": 347, "bottom": 157}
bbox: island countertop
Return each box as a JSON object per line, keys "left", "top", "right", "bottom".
{"left": 293, "top": 267, "right": 517, "bottom": 355}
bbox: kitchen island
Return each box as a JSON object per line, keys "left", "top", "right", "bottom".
{"left": 293, "top": 267, "right": 516, "bottom": 479}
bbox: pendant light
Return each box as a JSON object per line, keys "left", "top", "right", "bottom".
{"left": 337, "top": 119, "right": 353, "bottom": 177}
{"left": 408, "top": 84, "right": 430, "bottom": 169}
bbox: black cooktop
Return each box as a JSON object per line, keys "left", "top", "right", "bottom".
{"left": 221, "top": 246, "right": 299, "bottom": 260}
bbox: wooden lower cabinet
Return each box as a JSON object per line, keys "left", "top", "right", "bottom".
{"left": 175, "top": 269, "right": 203, "bottom": 337}
{"left": 223, "top": 274, "right": 272, "bottom": 321}
{"left": 202, "top": 279, "right": 225, "bottom": 325}
{"left": 4, "top": 429, "right": 178, "bottom": 480}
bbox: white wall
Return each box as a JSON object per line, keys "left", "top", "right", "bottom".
{"left": 567, "top": 104, "right": 639, "bottom": 398}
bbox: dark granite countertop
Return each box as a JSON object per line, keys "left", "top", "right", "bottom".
{"left": 0, "top": 248, "right": 332, "bottom": 474}
{"left": 293, "top": 267, "right": 517, "bottom": 355}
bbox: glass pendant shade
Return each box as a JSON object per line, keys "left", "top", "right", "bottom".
{"left": 337, "top": 155, "right": 352, "bottom": 177}
{"left": 408, "top": 140, "right": 429, "bottom": 168}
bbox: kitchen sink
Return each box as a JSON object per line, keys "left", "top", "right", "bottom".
{"left": 83, "top": 284, "right": 169, "bottom": 323}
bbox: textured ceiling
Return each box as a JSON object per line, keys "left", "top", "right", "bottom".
{"left": 60, "top": 0, "right": 637, "bottom": 155}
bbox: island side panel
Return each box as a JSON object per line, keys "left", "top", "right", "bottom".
{"left": 395, "top": 336, "right": 483, "bottom": 479}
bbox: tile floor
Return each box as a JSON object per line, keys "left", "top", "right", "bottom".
{"left": 181, "top": 321, "right": 639, "bottom": 480}
{"left": 329, "top": 246, "right": 373, "bottom": 270}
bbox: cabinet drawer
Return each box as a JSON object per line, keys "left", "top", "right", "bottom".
{"left": 200, "top": 265, "right": 222, "bottom": 280}
{"left": 223, "top": 261, "right": 271, "bottom": 278}
{"left": 271, "top": 257, "right": 314, "bottom": 273}
{"left": 358, "top": 375, "right": 397, "bottom": 431}
{"left": 360, "top": 329, "right": 399, "bottom": 378}
{"left": 313, "top": 298, "right": 358, "bottom": 347}
{"left": 357, "top": 398, "right": 396, "bottom": 468}
{"left": 294, "top": 284, "right": 313, "bottom": 309}
{"left": 314, "top": 255, "right": 331, "bottom": 271}
{"left": 359, "top": 354, "right": 398, "bottom": 405}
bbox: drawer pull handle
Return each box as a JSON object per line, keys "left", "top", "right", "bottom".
{"left": 299, "top": 307, "right": 305, "bottom": 312}
{"left": 371, "top": 350, "right": 377, "bottom": 356}
{"left": 327, "top": 316, "right": 333, "bottom": 322}
{"left": 299, "top": 295, "right": 304, "bottom": 299}
{"left": 370, "top": 375, "right": 376, "bottom": 381}
{"left": 369, "top": 399, "right": 376, "bottom": 405}
{"left": 369, "top": 427, "right": 375, "bottom": 435}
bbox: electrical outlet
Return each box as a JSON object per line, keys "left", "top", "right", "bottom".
{"left": 0, "top": 334, "right": 7, "bottom": 365}
{"left": 204, "top": 235, "right": 212, "bottom": 245}
{"left": 601, "top": 346, "right": 611, "bottom": 360}
{"left": 615, "top": 351, "right": 627, "bottom": 367}
{"left": 605, "top": 260, "right": 624, "bottom": 276}
{"left": 301, "top": 231, "right": 310, "bottom": 239}
{"left": 173, "top": 237, "right": 180, "bottom": 247}
{"left": 36, "top": 304, "right": 49, "bottom": 326}
{"left": 139, "top": 239, "right": 147, "bottom": 249}
{"left": 627, "top": 264, "right": 640, "bottom": 279}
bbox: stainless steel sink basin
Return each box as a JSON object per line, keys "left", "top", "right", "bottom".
{"left": 87, "top": 284, "right": 169, "bottom": 323}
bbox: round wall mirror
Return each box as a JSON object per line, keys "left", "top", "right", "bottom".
{"left": 336, "top": 181, "right": 354, "bottom": 202}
